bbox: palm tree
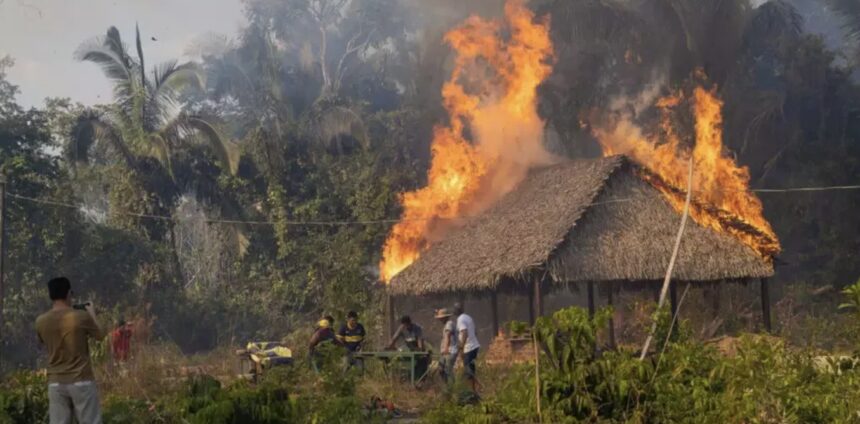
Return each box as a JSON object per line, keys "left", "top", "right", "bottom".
{"left": 69, "top": 25, "right": 235, "bottom": 175}
{"left": 826, "top": 0, "right": 860, "bottom": 65}
{"left": 69, "top": 26, "right": 247, "bottom": 277}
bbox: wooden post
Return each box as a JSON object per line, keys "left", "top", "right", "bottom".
{"left": 587, "top": 281, "right": 595, "bottom": 318}
{"left": 533, "top": 277, "right": 543, "bottom": 319}
{"left": 490, "top": 291, "right": 499, "bottom": 337}
{"left": 528, "top": 282, "right": 535, "bottom": 324}
{"left": 607, "top": 282, "right": 616, "bottom": 349}
{"left": 0, "top": 175, "right": 5, "bottom": 341}
{"left": 669, "top": 281, "right": 678, "bottom": 318}
{"left": 386, "top": 293, "right": 395, "bottom": 338}
{"left": 760, "top": 278, "right": 772, "bottom": 332}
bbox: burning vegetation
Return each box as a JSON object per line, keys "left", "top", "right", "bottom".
{"left": 379, "top": 0, "right": 556, "bottom": 282}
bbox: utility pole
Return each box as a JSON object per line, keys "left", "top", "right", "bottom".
{"left": 0, "top": 174, "right": 6, "bottom": 343}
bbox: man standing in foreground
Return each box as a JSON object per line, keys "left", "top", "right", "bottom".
{"left": 453, "top": 302, "right": 480, "bottom": 392}
{"left": 35, "top": 277, "right": 106, "bottom": 424}
{"left": 434, "top": 308, "right": 457, "bottom": 384}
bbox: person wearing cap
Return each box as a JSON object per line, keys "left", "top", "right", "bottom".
{"left": 453, "top": 302, "right": 481, "bottom": 392}
{"left": 337, "top": 311, "right": 366, "bottom": 370}
{"left": 434, "top": 308, "right": 457, "bottom": 384}
{"left": 308, "top": 315, "right": 336, "bottom": 371}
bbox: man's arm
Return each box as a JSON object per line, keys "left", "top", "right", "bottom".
{"left": 457, "top": 328, "right": 467, "bottom": 361}
{"left": 309, "top": 330, "right": 321, "bottom": 350}
{"left": 386, "top": 325, "right": 403, "bottom": 350}
{"left": 416, "top": 327, "right": 425, "bottom": 351}
{"left": 83, "top": 303, "right": 106, "bottom": 340}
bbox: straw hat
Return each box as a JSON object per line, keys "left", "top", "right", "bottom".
{"left": 434, "top": 308, "right": 452, "bottom": 319}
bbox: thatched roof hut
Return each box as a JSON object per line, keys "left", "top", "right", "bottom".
{"left": 386, "top": 155, "right": 780, "bottom": 342}
{"left": 389, "top": 155, "right": 775, "bottom": 297}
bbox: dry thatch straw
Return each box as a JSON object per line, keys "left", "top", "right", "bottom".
{"left": 388, "top": 156, "right": 776, "bottom": 296}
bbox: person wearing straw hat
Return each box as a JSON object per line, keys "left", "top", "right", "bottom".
{"left": 434, "top": 308, "right": 457, "bottom": 384}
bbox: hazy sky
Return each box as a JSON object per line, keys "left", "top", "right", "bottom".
{"left": 0, "top": 0, "right": 246, "bottom": 108}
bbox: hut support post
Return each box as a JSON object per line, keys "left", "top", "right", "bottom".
{"left": 587, "top": 281, "right": 595, "bottom": 318}
{"left": 760, "top": 278, "right": 772, "bottom": 332}
{"left": 387, "top": 293, "right": 395, "bottom": 338}
{"left": 607, "top": 283, "right": 616, "bottom": 349}
{"left": 533, "top": 277, "right": 544, "bottom": 319}
{"left": 490, "top": 291, "right": 499, "bottom": 337}
{"left": 528, "top": 284, "right": 536, "bottom": 324}
{"left": 669, "top": 281, "right": 678, "bottom": 319}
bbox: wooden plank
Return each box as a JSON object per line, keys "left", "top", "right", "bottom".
{"left": 761, "top": 278, "right": 772, "bottom": 332}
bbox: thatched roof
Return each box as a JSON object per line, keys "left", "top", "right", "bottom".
{"left": 388, "top": 156, "right": 776, "bottom": 296}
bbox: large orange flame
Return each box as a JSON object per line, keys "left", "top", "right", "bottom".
{"left": 593, "top": 81, "right": 780, "bottom": 258}
{"left": 379, "top": 0, "right": 555, "bottom": 283}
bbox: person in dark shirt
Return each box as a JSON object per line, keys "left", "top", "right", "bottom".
{"left": 337, "top": 311, "right": 366, "bottom": 352}
{"left": 308, "top": 315, "right": 336, "bottom": 372}
{"left": 337, "top": 311, "right": 366, "bottom": 371}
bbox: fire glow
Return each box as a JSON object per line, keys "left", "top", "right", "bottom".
{"left": 593, "top": 82, "right": 781, "bottom": 259}
{"left": 379, "top": 0, "right": 555, "bottom": 283}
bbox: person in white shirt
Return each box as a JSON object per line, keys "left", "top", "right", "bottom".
{"left": 453, "top": 302, "right": 480, "bottom": 391}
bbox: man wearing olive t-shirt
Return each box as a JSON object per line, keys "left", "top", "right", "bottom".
{"left": 35, "top": 277, "right": 106, "bottom": 424}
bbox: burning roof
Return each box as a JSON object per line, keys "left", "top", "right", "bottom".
{"left": 387, "top": 156, "right": 777, "bottom": 296}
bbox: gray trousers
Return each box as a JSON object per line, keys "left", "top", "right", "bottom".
{"left": 48, "top": 381, "right": 102, "bottom": 424}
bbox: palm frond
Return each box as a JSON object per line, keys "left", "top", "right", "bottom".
{"left": 826, "top": 0, "right": 860, "bottom": 41}
{"left": 153, "top": 61, "right": 205, "bottom": 94}
{"left": 189, "top": 116, "right": 238, "bottom": 174}
{"left": 75, "top": 27, "right": 136, "bottom": 102}
{"left": 68, "top": 109, "right": 135, "bottom": 167}
{"left": 147, "top": 133, "right": 175, "bottom": 179}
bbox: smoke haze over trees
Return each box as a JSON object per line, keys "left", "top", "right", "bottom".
{"left": 1, "top": 0, "right": 859, "bottom": 369}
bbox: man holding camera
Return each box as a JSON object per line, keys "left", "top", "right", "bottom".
{"left": 35, "top": 277, "right": 106, "bottom": 424}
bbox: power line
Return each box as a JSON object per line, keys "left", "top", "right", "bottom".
{"left": 4, "top": 182, "right": 860, "bottom": 227}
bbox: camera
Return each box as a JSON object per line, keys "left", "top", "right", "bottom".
{"left": 72, "top": 302, "right": 91, "bottom": 311}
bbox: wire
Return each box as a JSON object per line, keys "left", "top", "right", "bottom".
{"left": 4, "top": 182, "right": 860, "bottom": 227}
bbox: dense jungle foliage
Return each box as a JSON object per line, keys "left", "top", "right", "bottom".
{"left": 1, "top": 2, "right": 859, "bottom": 419}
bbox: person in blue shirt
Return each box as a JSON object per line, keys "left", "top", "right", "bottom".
{"left": 337, "top": 311, "right": 366, "bottom": 370}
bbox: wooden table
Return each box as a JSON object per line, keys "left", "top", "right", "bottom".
{"left": 353, "top": 350, "right": 429, "bottom": 386}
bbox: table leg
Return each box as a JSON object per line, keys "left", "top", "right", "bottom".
{"left": 409, "top": 354, "right": 415, "bottom": 387}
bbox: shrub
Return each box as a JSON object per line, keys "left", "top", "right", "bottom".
{"left": 0, "top": 372, "right": 48, "bottom": 424}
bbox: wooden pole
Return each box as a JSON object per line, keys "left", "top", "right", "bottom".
{"left": 0, "top": 175, "right": 5, "bottom": 341}
{"left": 669, "top": 281, "right": 678, "bottom": 319}
{"left": 587, "top": 281, "right": 595, "bottom": 318}
{"left": 760, "top": 278, "right": 772, "bottom": 332}
{"left": 528, "top": 283, "right": 535, "bottom": 324}
{"left": 386, "top": 293, "right": 395, "bottom": 338}
{"left": 533, "top": 277, "right": 543, "bottom": 319}
{"left": 490, "top": 291, "right": 499, "bottom": 337}
{"left": 607, "top": 283, "right": 616, "bottom": 349}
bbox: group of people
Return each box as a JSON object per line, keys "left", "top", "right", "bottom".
{"left": 34, "top": 276, "right": 484, "bottom": 424}
{"left": 306, "top": 303, "right": 481, "bottom": 391}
